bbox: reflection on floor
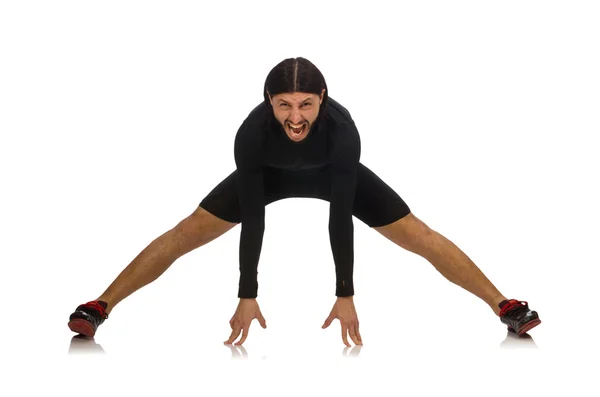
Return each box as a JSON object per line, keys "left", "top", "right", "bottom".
{"left": 68, "top": 335, "right": 105, "bottom": 354}
{"left": 67, "top": 330, "right": 536, "bottom": 357}
{"left": 499, "top": 330, "right": 538, "bottom": 349}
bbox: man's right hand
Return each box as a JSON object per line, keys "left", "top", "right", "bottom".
{"left": 224, "top": 298, "right": 267, "bottom": 346}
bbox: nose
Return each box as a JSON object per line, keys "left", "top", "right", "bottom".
{"left": 289, "top": 107, "right": 303, "bottom": 124}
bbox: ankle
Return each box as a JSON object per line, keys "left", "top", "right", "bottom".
{"left": 490, "top": 295, "right": 508, "bottom": 316}
{"left": 95, "top": 297, "right": 114, "bottom": 314}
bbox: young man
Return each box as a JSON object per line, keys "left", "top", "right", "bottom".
{"left": 68, "top": 57, "right": 541, "bottom": 347}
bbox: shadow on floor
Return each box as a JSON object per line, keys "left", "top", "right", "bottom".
{"left": 500, "top": 330, "right": 538, "bottom": 349}
{"left": 68, "top": 335, "right": 105, "bottom": 354}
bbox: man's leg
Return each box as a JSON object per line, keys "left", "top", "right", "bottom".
{"left": 95, "top": 206, "right": 238, "bottom": 314}
{"left": 374, "top": 212, "right": 506, "bottom": 315}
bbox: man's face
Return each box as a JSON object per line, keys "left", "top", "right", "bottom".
{"left": 269, "top": 89, "right": 325, "bottom": 142}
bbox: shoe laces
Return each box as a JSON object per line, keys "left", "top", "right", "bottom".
{"left": 499, "top": 299, "right": 528, "bottom": 317}
{"left": 83, "top": 301, "right": 109, "bottom": 319}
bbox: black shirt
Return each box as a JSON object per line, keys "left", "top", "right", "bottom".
{"left": 234, "top": 97, "right": 361, "bottom": 298}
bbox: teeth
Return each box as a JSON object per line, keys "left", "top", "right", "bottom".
{"left": 288, "top": 123, "right": 305, "bottom": 136}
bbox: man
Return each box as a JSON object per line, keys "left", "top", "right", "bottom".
{"left": 68, "top": 57, "right": 541, "bottom": 347}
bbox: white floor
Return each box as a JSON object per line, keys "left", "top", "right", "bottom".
{"left": 8, "top": 210, "right": 600, "bottom": 396}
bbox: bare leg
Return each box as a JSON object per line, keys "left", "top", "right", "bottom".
{"left": 375, "top": 213, "right": 507, "bottom": 315}
{"left": 96, "top": 206, "right": 237, "bottom": 314}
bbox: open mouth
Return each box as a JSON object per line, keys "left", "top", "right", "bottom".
{"left": 287, "top": 122, "right": 307, "bottom": 136}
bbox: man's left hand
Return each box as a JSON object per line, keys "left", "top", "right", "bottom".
{"left": 322, "top": 296, "right": 363, "bottom": 347}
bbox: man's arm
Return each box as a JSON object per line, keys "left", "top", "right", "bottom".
{"left": 328, "top": 121, "right": 361, "bottom": 297}
{"left": 234, "top": 123, "right": 266, "bottom": 299}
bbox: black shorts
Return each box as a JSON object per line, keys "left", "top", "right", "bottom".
{"left": 199, "top": 163, "right": 411, "bottom": 228}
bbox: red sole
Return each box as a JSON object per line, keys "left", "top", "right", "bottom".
{"left": 518, "top": 319, "right": 541, "bottom": 335}
{"left": 508, "top": 319, "right": 541, "bottom": 336}
{"left": 68, "top": 319, "right": 95, "bottom": 337}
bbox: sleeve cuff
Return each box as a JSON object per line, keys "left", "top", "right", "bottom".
{"left": 238, "top": 274, "right": 258, "bottom": 298}
{"left": 335, "top": 278, "right": 354, "bottom": 297}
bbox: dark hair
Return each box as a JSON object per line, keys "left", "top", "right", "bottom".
{"left": 263, "top": 57, "right": 329, "bottom": 116}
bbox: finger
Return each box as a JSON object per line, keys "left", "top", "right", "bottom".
{"left": 224, "top": 324, "right": 241, "bottom": 344}
{"left": 224, "top": 327, "right": 239, "bottom": 344}
{"left": 235, "top": 324, "right": 250, "bottom": 346}
{"left": 356, "top": 324, "right": 363, "bottom": 344}
{"left": 341, "top": 323, "right": 350, "bottom": 347}
{"left": 322, "top": 313, "right": 335, "bottom": 329}
{"left": 257, "top": 312, "right": 267, "bottom": 329}
{"left": 349, "top": 324, "right": 360, "bottom": 346}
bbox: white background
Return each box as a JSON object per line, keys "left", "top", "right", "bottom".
{"left": 1, "top": 1, "right": 599, "bottom": 396}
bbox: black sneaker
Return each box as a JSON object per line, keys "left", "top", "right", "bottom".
{"left": 68, "top": 300, "right": 108, "bottom": 337}
{"left": 498, "top": 299, "right": 541, "bottom": 336}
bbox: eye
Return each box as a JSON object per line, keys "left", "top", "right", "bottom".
{"left": 280, "top": 103, "right": 289, "bottom": 107}
{"left": 302, "top": 103, "right": 311, "bottom": 107}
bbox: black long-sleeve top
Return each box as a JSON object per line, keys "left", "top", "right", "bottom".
{"left": 234, "top": 97, "right": 361, "bottom": 299}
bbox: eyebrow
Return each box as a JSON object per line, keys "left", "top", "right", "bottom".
{"left": 279, "top": 98, "right": 313, "bottom": 104}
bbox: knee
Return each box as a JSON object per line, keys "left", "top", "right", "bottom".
{"left": 402, "top": 215, "right": 434, "bottom": 250}
{"left": 378, "top": 213, "right": 434, "bottom": 251}
{"left": 172, "top": 208, "right": 213, "bottom": 249}
{"left": 178, "top": 206, "right": 237, "bottom": 245}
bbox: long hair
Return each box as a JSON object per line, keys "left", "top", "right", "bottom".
{"left": 263, "top": 57, "right": 329, "bottom": 117}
